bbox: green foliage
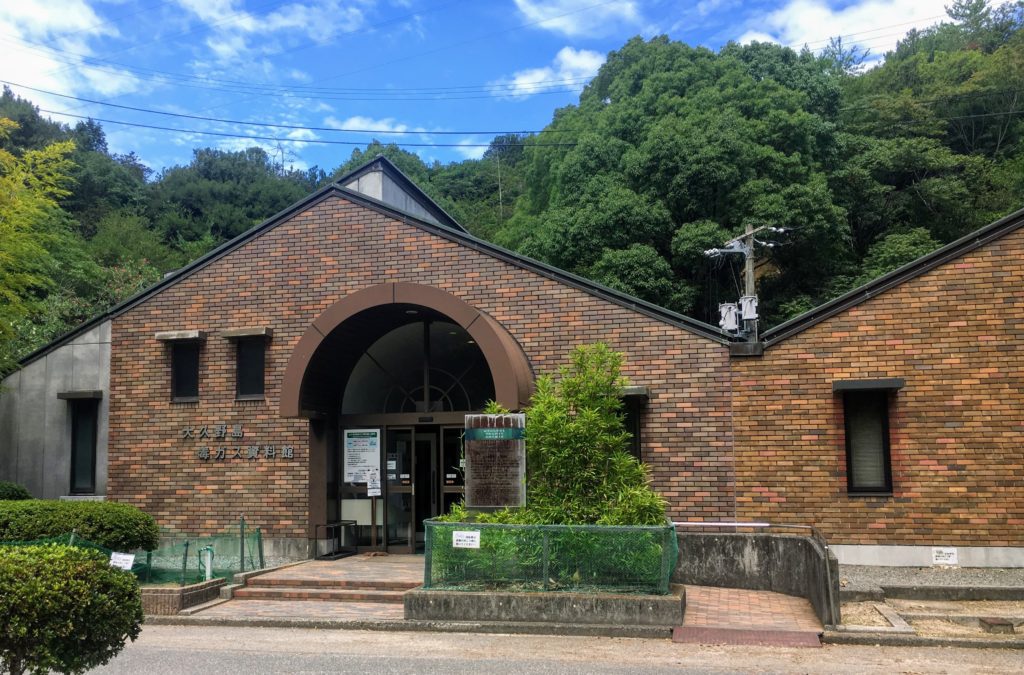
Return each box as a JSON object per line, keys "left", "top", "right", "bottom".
{"left": 0, "top": 482, "right": 32, "bottom": 500}
{"left": 447, "top": 344, "right": 667, "bottom": 527}
{"left": 590, "top": 244, "right": 695, "bottom": 312}
{"left": 425, "top": 520, "right": 676, "bottom": 594}
{"left": 0, "top": 501, "right": 160, "bottom": 552}
{"left": 0, "top": 544, "right": 142, "bottom": 675}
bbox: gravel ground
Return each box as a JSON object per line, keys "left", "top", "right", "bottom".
{"left": 840, "top": 565, "right": 1024, "bottom": 594}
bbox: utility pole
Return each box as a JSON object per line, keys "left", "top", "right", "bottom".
{"left": 704, "top": 222, "right": 785, "bottom": 341}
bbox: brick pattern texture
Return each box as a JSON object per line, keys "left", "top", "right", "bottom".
{"left": 108, "top": 195, "right": 734, "bottom": 539}
{"left": 732, "top": 227, "right": 1024, "bottom": 546}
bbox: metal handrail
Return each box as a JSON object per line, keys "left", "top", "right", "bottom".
{"left": 671, "top": 521, "right": 838, "bottom": 626}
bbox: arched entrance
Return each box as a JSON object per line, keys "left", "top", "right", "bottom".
{"left": 281, "top": 283, "right": 533, "bottom": 553}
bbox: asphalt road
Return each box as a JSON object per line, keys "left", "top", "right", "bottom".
{"left": 90, "top": 625, "right": 1021, "bottom": 674}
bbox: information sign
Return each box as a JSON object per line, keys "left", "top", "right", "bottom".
{"left": 452, "top": 531, "right": 481, "bottom": 549}
{"left": 367, "top": 469, "right": 382, "bottom": 497}
{"left": 109, "top": 552, "right": 135, "bottom": 571}
{"left": 343, "top": 429, "right": 381, "bottom": 483}
{"left": 932, "top": 547, "right": 958, "bottom": 566}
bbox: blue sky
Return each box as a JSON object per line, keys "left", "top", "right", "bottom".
{"left": 0, "top": 0, "right": 961, "bottom": 174}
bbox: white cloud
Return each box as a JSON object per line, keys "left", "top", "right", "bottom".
{"left": 324, "top": 115, "right": 426, "bottom": 135}
{"left": 0, "top": 1, "right": 144, "bottom": 112}
{"left": 513, "top": 0, "right": 641, "bottom": 38}
{"left": 489, "top": 47, "right": 605, "bottom": 100}
{"left": 735, "top": 0, "right": 996, "bottom": 57}
{"left": 453, "top": 139, "right": 486, "bottom": 160}
{"left": 174, "top": 0, "right": 371, "bottom": 65}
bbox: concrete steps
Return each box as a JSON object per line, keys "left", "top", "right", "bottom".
{"left": 233, "top": 586, "right": 407, "bottom": 603}
{"left": 249, "top": 577, "right": 419, "bottom": 592}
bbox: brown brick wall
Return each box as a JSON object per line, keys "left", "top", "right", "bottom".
{"left": 732, "top": 227, "right": 1024, "bottom": 546}
{"left": 108, "top": 195, "right": 735, "bottom": 538}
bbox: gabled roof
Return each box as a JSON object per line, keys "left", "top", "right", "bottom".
{"left": 333, "top": 155, "right": 466, "bottom": 232}
{"left": 13, "top": 160, "right": 733, "bottom": 369}
{"left": 761, "top": 206, "right": 1024, "bottom": 346}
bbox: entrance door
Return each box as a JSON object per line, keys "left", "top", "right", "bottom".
{"left": 413, "top": 432, "right": 437, "bottom": 551}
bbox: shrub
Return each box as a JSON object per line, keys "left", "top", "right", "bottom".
{"left": 445, "top": 343, "right": 668, "bottom": 526}
{"left": 0, "top": 481, "right": 32, "bottom": 500}
{"left": 0, "top": 501, "right": 159, "bottom": 551}
{"left": 0, "top": 544, "right": 143, "bottom": 675}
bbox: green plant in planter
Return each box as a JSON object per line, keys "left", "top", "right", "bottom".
{"left": 0, "top": 544, "right": 143, "bottom": 675}
{"left": 472, "top": 343, "right": 667, "bottom": 526}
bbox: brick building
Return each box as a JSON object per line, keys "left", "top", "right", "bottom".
{"left": 1, "top": 157, "right": 1021, "bottom": 566}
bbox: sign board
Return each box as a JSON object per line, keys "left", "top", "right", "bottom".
{"left": 463, "top": 413, "right": 526, "bottom": 509}
{"left": 109, "top": 552, "right": 135, "bottom": 571}
{"left": 343, "top": 429, "right": 381, "bottom": 483}
{"left": 932, "top": 547, "right": 958, "bottom": 566}
{"left": 366, "top": 469, "right": 382, "bottom": 497}
{"left": 452, "top": 530, "right": 481, "bottom": 549}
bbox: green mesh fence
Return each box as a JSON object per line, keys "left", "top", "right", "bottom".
{"left": 424, "top": 520, "right": 678, "bottom": 595}
{"left": 0, "top": 518, "right": 265, "bottom": 587}
{"left": 138, "top": 519, "right": 264, "bottom": 585}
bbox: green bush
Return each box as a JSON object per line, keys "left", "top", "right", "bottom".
{"left": 0, "top": 482, "right": 32, "bottom": 500}
{"left": 444, "top": 343, "right": 667, "bottom": 526}
{"left": 0, "top": 544, "right": 143, "bottom": 675}
{"left": 0, "top": 501, "right": 159, "bottom": 551}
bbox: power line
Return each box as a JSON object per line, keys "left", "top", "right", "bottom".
{"left": 3, "top": 80, "right": 564, "bottom": 135}
{"left": 37, "top": 108, "right": 579, "bottom": 148}
{"left": 839, "top": 87, "right": 1024, "bottom": 113}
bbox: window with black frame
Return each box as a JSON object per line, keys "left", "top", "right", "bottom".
{"left": 236, "top": 337, "right": 266, "bottom": 399}
{"left": 171, "top": 341, "right": 200, "bottom": 401}
{"left": 837, "top": 381, "right": 901, "bottom": 495}
{"left": 69, "top": 399, "right": 98, "bottom": 494}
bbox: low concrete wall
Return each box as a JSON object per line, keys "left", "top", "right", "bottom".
{"left": 673, "top": 532, "right": 840, "bottom": 626}
{"left": 405, "top": 586, "right": 685, "bottom": 626}
{"left": 142, "top": 577, "right": 227, "bottom": 615}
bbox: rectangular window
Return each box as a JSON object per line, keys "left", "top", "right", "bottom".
{"left": 843, "top": 390, "right": 893, "bottom": 494}
{"left": 70, "top": 399, "right": 98, "bottom": 494}
{"left": 171, "top": 342, "right": 200, "bottom": 401}
{"left": 236, "top": 338, "right": 266, "bottom": 399}
{"left": 622, "top": 398, "right": 643, "bottom": 462}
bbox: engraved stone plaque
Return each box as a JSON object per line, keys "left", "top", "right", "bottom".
{"left": 464, "top": 413, "right": 526, "bottom": 509}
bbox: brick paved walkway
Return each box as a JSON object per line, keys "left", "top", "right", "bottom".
{"left": 673, "top": 585, "right": 823, "bottom": 647}
{"left": 683, "top": 585, "right": 822, "bottom": 631}
{"left": 194, "top": 599, "right": 404, "bottom": 621}
{"left": 253, "top": 555, "right": 423, "bottom": 589}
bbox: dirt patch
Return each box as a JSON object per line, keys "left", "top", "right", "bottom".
{"left": 909, "top": 618, "right": 1023, "bottom": 640}
{"left": 890, "top": 598, "right": 1024, "bottom": 616}
{"left": 841, "top": 602, "right": 889, "bottom": 626}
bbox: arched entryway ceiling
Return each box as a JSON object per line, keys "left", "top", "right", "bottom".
{"left": 280, "top": 283, "right": 534, "bottom": 418}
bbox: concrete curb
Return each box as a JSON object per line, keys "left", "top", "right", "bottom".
{"left": 143, "top": 614, "right": 672, "bottom": 638}
{"left": 880, "top": 585, "right": 1024, "bottom": 601}
{"left": 822, "top": 630, "right": 1024, "bottom": 649}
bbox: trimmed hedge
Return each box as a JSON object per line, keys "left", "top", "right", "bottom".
{"left": 0, "top": 482, "right": 32, "bottom": 500}
{"left": 0, "top": 501, "right": 159, "bottom": 551}
{"left": 0, "top": 544, "right": 143, "bottom": 675}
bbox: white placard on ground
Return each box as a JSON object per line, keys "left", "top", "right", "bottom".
{"left": 109, "top": 552, "right": 135, "bottom": 571}
{"left": 932, "top": 547, "right": 958, "bottom": 566}
{"left": 452, "top": 530, "right": 481, "bottom": 549}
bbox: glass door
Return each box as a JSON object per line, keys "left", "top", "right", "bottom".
{"left": 413, "top": 431, "right": 438, "bottom": 551}
{"left": 440, "top": 426, "right": 465, "bottom": 517}
{"left": 385, "top": 427, "right": 414, "bottom": 553}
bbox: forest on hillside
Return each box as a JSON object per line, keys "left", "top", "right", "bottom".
{"left": 2, "top": 0, "right": 1023, "bottom": 375}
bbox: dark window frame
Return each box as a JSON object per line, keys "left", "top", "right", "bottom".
{"left": 69, "top": 399, "right": 98, "bottom": 495}
{"left": 235, "top": 337, "right": 267, "bottom": 400}
{"left": 170, "top": 341, "right": 201, "bottom": 402}
{"left": 842, "top": 389, "right": 894, "bottom": 496}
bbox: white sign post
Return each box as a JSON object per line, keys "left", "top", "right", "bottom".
{"left": 366, "top": 469, "right": 382, "bottom": 497}
{"left": 452, "top": 530, "right": 481, "bottom": 549}
{"left": 343, "top": 429, "right": 381, "bottom": 483}
{"left": 109, "top": 552, "right": 135, "bottom": 571}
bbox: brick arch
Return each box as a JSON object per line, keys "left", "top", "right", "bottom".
{"left": 280, "top": 283, "right": 534, "bottom": 417}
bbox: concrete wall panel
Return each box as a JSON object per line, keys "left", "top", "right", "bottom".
{"left": 0, "top": 370, "right": 20, "bottom": 482}
{"left": 43, "top": 347, "right": 74, "bottom": 498}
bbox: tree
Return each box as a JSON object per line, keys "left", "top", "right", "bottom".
{"left": 0, "top": 119, "right": 75, "bottom": 373}
{"left": 0, "top": 545, "right": 143, "bottom": 675}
